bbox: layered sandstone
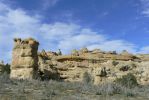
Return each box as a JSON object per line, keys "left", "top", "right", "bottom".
{"left": 10, "top": 38, "right": 39, "bottom": 79}
{"left": 38, "top": 47, "right": 140, "bottom": 83}
{"left": 38, "top": 47, "right": 149, "bottom": 85}
{"left": 9, "top": 38, "right": 149, "bottom": 85}
{"left": 38, "top": 53, "right": 60, "bottom": 80}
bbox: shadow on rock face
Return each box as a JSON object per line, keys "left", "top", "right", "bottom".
{"left": 38, "top": 69, "right": 60, "bottom": 81}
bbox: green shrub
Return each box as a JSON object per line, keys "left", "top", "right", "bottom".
{"left": 119, "top": 65, "right": 130, "bottom": 71}
{"left": 125, "top": 92, "right": 135, "bottom": 97}
{"left": 82, "top": 72, "right": 93, "bottom": 84}
{"left": 112, "top": 60, "right": 119, "bottom": 66}
{"left": 100, "top": 67, "right": 107, "bottom": 77}
{"left": 115, "top": 73, "right": 138, "bottom": 88}
{"left": 2, "top": 64, "right": 10, "bottom": 74}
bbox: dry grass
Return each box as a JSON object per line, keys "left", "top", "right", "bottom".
{"left": 0, "top": 73, "right": 148, "bottom": 100}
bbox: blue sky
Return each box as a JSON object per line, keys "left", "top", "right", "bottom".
{"left": 0, "top": 0, "right": 149, "bottom": 63}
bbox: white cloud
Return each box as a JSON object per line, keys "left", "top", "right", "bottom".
{"left": 41, "top": 0, "right": 60, "bottom": 9}
{"left": 40, "top": 22, "right": 80, "bottom": 39}
{"left": 0, "top": 1, "right": 147, "bottom": 63}
{"left": 87, "top": 40, "right": 136, "bottom": 53}
{"left": 138, "top": 46, "right": 149, "bottom": 54}
{"left": 58, "top": 29, "right": 107, "bottom": 53}
{"left": 140, "top": 0, "right": 149, "bottom": 16}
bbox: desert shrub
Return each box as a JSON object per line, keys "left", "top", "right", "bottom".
{"left": 82, "top": 72, "right": 93, "bottom": 84}
{"left": 121, "top": 87, "right": 138, "bottom": 97}
{"left": 95, "top": 83, "right": 121, "bottom": 95}
{"left": 2, "top": 63, "right": 10, "bottom": 74}
{"left": 125, "top": 91, "right": 135, "bottom": 97}
{"left": 115, "top": 73, "right": 138, "bottom": 88}
{"left": 119, "top": 65, "right": 130, "bottom": 71}
{"left": 94, "top": 82, "right": 138, "bottom": 97}
{"left": 112, "top": 60, "right": 119, "bottom": 66}
{"left": 99, "top": 67, "right": 107, "bottom": 77}
{"left": 131, "top": 63, "right": 137, "bottom": 68}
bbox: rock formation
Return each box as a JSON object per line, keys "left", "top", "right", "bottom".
{"left": 9, "top": 38, "right": 149, "bottom": 85}
{"left": 10, "top": 38, "right": 39, "bottom": 79}
{"left": 38, "top": 53, "right": 60, "bottom": 80}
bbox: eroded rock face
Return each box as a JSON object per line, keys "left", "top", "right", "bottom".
{"left": 37, "top": 49, "right": 139, "bottom": 84}
{"left": 10, "top": 38, "right": 39, "bottom": 79}
{"left": 9, "top": 38, "right": 149, "bottom": 85}
{"left": 38, "top": 55, "right": 60, "bottom": 80}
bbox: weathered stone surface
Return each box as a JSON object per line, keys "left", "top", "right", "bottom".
{"left": 10, "top": 38, "right": 39, "bottom": 79}
{"left": 79, "top": 47, "right": 89, "bottom": 55}
{"left": 71, "top": 49, "right": 79, "bottom": 56}
{"left": 38, "top": 55, "right": 60, "bottom": 80}
{"left": 12, "top": 57, "right": 36, "bottom": 68}
{"left": 9, "top": 38, "right": 149, "bottom": 85}
{"left": 10, "top": 68, "right": 34, "bottom": 79}
{"left": 50, "top": 50, "right": 143, "bottom": 84}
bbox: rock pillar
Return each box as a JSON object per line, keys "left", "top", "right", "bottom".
{"left": 10, "top": 38, "right": 39, "bottom": 79}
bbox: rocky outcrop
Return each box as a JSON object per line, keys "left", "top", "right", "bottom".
{"left": 10, "top": 38, "right": 39, "bottom": 79}
{"left": 71, "top": 49, "right": 79, "bottom": 56}
{"left": 36, "top": 47, "right": 143, "bottom": 84}
{"left": 38, "top": 54, "right": 60, "bottom": 80}
{"left": 9, "top": 38, "right": 149, "bottom": 85}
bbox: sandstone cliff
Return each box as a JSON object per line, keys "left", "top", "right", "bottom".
{"left": 10, "top": 38, "right": 149, "bottom": 85}
{"left": 10, "top": 38, "right": 39, "bottom": 79}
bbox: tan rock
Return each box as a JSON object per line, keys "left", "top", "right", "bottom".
{"left": 71, "top": 49, "right": 79, "bottom": 56}
{"left": 79, "top": 47, "right": 88, "bottom": 55}
{"left": 94, "top": 76, "right": 102, "bottom": 85}
{"left": 10, "top": 38, "right": 39, "bottom": 79}
{"left": 8, "top": 37, "right": 149, "bottom": 85}
{"left": 10, "top": 68, "right": 34, "bottom": 79}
